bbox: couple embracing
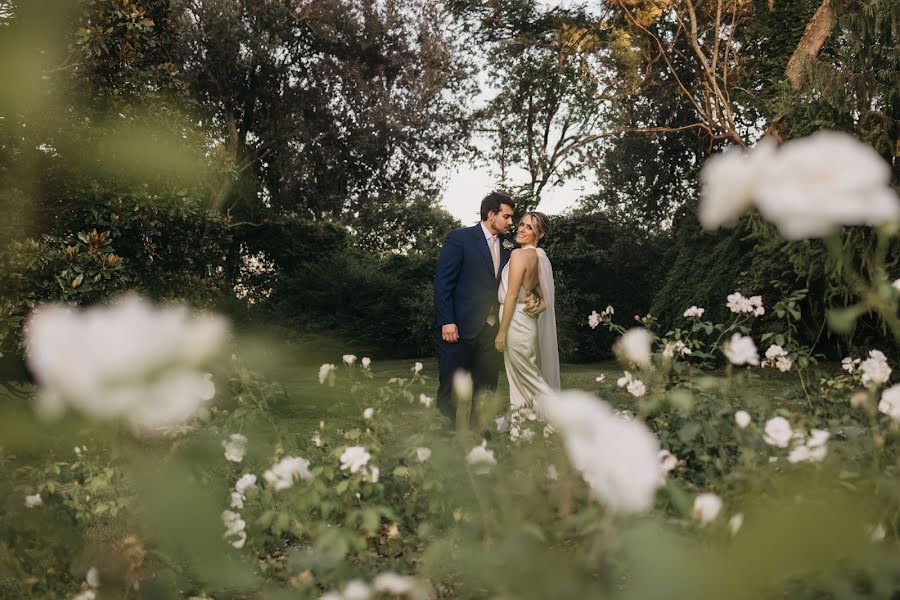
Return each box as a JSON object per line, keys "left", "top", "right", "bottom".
{"left": 433, "top": 191, "right": 560, "bottom": 434}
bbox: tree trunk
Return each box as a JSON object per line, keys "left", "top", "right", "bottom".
{"left": 784, "top": 0, "right": 835, "bottom": 90}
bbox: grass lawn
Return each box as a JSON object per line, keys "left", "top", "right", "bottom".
{"left": 270, "top": 358, "right": 812, "bottom": 441}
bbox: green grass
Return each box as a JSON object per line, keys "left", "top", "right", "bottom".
{"left": 269, "top": 359, "right": 812, "bottom": 441}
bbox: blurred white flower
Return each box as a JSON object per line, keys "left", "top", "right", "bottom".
{"left": 536, "top": 391, "right": 661, "bottom": 514}
{"left": 615, "top": 328, "right": 652, "bottom": 368}
{"left": 366, "top": 466, "right": 380, "bottom": 483}
{"left": 222, "top": 510, "right": 247, "bottom": 549}
{"left": 25, "top": 493, "right": 42, "bottom": 508}
{"left": 372, "top": 572, "right": 417, "bottom": 595}
{"left": 588, "top": 310, "right": 601, "bottom": 329}
{"left": 658, "top": 449, "right": 678, "bottom": 477}
{"left": 340, "top": 446, "right": 372, "bottom": 474}
{"left": 318, "top": 363, "right": 336, "bottom": 385}
{"left": 452, "top": 370, "right": 473, "bottom": 401}
{"left": 415, "top": 447, "right": 432, "bottom": 463}
{"left": 264, "top": 456, "right": 313, "bottom": 491}
{"left": 312, "top": 433, "right": 322, "bottom": 447}
{"left": 700, "top": 131, "right": 900, "bottom": 239}
{"left": 753, "top": 131, "right": 900, "bottom": 239}
{"left": 787, "top": 445, "right": 811, "bottom": 463}
{"left": 729, "top": 513, "right": 744, "bottom": 536}
{"left": 223, "top": 433, "right": 247, "bottom": 463}
{"left": 418, "top": 393, "right": 433, "bottom": 408}
{"left": 699, "top": 138, "right": 776, "bottom": 230}
{"left": 546, "top": 464, "right": 559, "bottom": 481}
{"left": 466, "top": 441, "right": 496, "bottom": 474}
{"left": 692, "top": 493, "right": 723, "bottom": 525}
{"left": 893, "top": 280, "right": 900, "bottom": 291}
{"left": 363, "top": 407, "right": 374, "bottom": 420}
{"left": 361, "top": 357, "right": 371, "bottom": 368}
{"left": 724, "top": 333, "right": 760, "bottom": 366}
{"left": 842, "top": 357, "right": 861, "bottom": 373}
{"left": 775, "top": 356, "right": 793, "bottom": 372}
{"left": 86, "top": 566, "right": 100, "bottom": 589}
{"left": 25, "top": 295, "right": 226, "bottom": 434}
{"left": 412, "top": 362, "right": 424, "bottom": 374}
{"left": 595, "top": 374, "right": 606, "bottom": 383}
{"left": 626, "top": 379, "right": 646, "bottom": 398}
{"left": 763, "top": 416, "right": 793, "bottom": 448}
{"left": 341, "top": 580, "right": 372, "bottom": 600}
{"left": 617, "top": 371, "right": 633, "bottom": 387}
{"left": 878, "top": 384, "right": 900, "bottom": 421}
{"left": 494, "top": 415, "right": 510, "bottom": 433}
{"left": 870, "top": 523, "right": 886, "bottom": 542}
{"left": 861, "top": 350, "right": 891, "bottom": 387}
{"left": 765, "top": 345, "right": 787, "bottom": 360}
{"left": 235, "top": 473, "right": 257, "bottom": 495}
{"left": 604, "top": 305, "right": 615, "bottom": 316}
{"left": 230, "top": 491, "right": 244, "bottom": 509}
{"left": 734, "top": 410, "right": 751, "bottom": 429}
{"left": 72, "top": 591, "right": 96, "bottom": 600}
{"left": 342, "top": 354, "right": 357, "bottom": 365}
{"left": 683, "top": 306, "right": 705, "bottom": 318}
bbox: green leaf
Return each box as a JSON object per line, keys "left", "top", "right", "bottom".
{"left": 826, "top": 305, "right": 865, "bottom": 334}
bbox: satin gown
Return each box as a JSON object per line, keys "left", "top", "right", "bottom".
{"left": 498, "top": 260, "right": 553, "bottom": 413}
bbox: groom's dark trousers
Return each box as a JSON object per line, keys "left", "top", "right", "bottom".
{"left": 433, "top": 224, "right": 511, "bottom": 429}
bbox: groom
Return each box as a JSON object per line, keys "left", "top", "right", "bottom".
{"left": 434, "top": 191, "right": 515, "bottom": 430}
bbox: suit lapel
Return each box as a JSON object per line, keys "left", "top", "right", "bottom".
{"left": 472, "top": 224, "right": 495, "bottom": 276}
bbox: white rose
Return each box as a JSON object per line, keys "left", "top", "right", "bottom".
{"left": 342, "top": 354, "right": 357, "bottom": 365}
{"left": 362, "top": 407, "right": 374, "bottom": 420}
{"left": 452, "top": 370, "right": 473, "bottom": 401}
{"left": 754, "top": 131, "right": 900, "bottom": 239}
{"left": 763, "top": 416, "right": 793, "bottom": 448}
{"left": 536, "top": 391, "right": 662, "bottom": 514}
{"left": 878, "top": 384, "right": 900, "bottom": 421}
{"left": 418, "top": 393, "right": 433, "bottom": 408}
{"left": 724, "top": 333, "right": 760, "bottom": 366}
{"left": 318, "top": 363, "right": 335, "bottom": 385}
{"left": 25, "top": 493, "right": 42, "bottom": 508}
{"left": 415, "top": 447, "right": 432, "bottom": 463}
{"left": 588, "top": 310, "right": 601, "bottom": 329}
{"left": 683, "top": 306, "right": 705, "bottom": 318}
{"left": 861, "top": 350, "right": 891, "bottom": 387}
{"left": 361, "top": 357, "right": 371, "bottom": 368}
{"left": 615, "top": 328, "right": 652, "bottom": 368}
{"left": 263, "top": 456, "right": 313, "bottom": 491}
{"left": 734, "top": 410, "right": 751, "bottom": 429}
{"left": 692, "top": 493, "right": 723, "bottom": 525}
{"left": 412, "top": 361, "right": 424, "bottom": 374}
{"left": 626, "top": 379, "right": 646, "bottom": 398}
{"left": 699, "top": 138, "right": 777, "bottom": 230}
{"left": 340, "top": 446, "right": 372, "bottom": 474}
{"left": 729, "top": 513, "right": 744, "bottom": 536}
{"left": 466, "top": 441, "right": 496, "bottom": 474}
{"left": 222, "top": 433, "right": 248, "bottom": 463}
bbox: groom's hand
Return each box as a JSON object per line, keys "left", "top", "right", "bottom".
{"left": 442, "top": 324, "right": 460, "bottom": 343}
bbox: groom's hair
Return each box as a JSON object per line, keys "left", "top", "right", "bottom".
{"left": 480, "top": 191, "right": 515, "bottom": 221}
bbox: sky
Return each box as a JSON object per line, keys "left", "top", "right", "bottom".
{"left": 438, "top": 162, "right": 594, "bottom": 225}
{"left": 436, "top": 0, "right": 599, "bottom": 225}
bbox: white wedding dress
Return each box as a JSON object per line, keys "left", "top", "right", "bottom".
{"left": 498, "top": 247, "right": 561, "bottom": 416}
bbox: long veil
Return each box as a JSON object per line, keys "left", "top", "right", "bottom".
{"left": 535, "top": 248, "right": 561, "bottom": 391}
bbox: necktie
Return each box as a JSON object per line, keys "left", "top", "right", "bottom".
{"left": 490, "top": 236, "right": 499, "bottom": 276}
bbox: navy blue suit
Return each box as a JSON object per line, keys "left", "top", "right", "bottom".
{"left": 434, "top": 224, "right": 512, "bottom": 427}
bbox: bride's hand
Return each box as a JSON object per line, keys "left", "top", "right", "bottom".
{"left": 495, "top": 331, "right": 507, "bottom": 352}
{"left": 523, "top": 293, "right": 545, "bottom": 318}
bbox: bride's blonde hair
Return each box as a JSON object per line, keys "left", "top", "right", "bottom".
{"left": 526, "top": 212, "right": 551, "bottom": 246}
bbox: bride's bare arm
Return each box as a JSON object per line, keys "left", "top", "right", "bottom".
{"left": 495, "top": 251, "right": 527, "bottom": 351}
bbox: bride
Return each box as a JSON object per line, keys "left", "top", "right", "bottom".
{"left": 494, "top": 212, "right": 561, "bottom": 424}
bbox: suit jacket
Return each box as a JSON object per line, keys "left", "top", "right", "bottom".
{"left": 434, "top": 224, "right": 512, "bottom": 340}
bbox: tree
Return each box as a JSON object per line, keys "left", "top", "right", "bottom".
{"left": 172, "top": 0, "right": 476, "bottom": 250}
